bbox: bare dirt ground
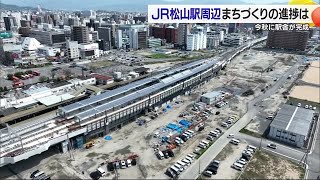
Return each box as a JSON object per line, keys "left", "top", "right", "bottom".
{"left": 239, "top": 150, "right": 305, "bottom": 179}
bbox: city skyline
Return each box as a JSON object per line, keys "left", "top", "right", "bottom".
{"left": 2, "top": 0, "right": 289, "bottom": 11}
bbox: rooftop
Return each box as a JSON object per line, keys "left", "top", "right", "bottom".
{"left": 270, "top": 104, "right": 314, "bottom": 136}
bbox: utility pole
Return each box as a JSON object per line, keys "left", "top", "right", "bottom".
{"left": 259, "top": 136, "right": 263, "bottom": 150}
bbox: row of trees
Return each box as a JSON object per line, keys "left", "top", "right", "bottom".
{"left": 7, "top": 70, "right": 34, "bottom": 80}
{"left": 0, "top": 86, "right": 9, "bottom": 92}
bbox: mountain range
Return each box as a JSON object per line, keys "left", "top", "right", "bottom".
{"left": 1, "top": 0, "right": 288, "bottom": 12}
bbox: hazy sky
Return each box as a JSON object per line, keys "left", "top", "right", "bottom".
{"left": 3, "top": 0, "right": 290, "bottom": 11}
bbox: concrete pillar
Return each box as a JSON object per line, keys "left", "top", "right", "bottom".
{"left": 61, "top": 140, "right": 68, "bottom": 153}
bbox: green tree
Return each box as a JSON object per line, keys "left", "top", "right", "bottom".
{"left": 14, "top": 72, "right": 25, "bottom": 78}
{"left": 0, "top": 87, "right": 3, "bottom": 92}
{"left": 26, "top": 70, "right": 33, "bottom": 74}
{"left": 55, "top": 51, "right": 61, "bottom": 57}
{"left": 3, "top": 86, "right": 8, "bottom": 92}
{"left": 7, "top": 74, "right": 13, "bottom": 80}
{"left": 39, "top": 76, "right": 48, "bottom": 82}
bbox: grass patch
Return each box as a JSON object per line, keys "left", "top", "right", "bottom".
{"left": 147, "top": 53, "right": 171, "bottom": 59}
{"left": 88, "top": 60, "right": 115, "bottom": 70}
{"left": 240, "top": 150, "right": 305, "bottom": 179}
{"left": 195, "top": 141, "right": 215, "bottom": 159}
{"left": 239, "top": 128, "right": 262, "bottom": 138}
{"left": 214, "top": 144, "right": 234, "bottom": 161}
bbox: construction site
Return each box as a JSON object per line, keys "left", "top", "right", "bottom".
{"left": 1, "top": 41, "right": 306, "bottom": 179}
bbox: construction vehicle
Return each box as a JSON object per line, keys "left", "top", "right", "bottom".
{"left": 85, "top": 141, "right": 94, "bottom": 149}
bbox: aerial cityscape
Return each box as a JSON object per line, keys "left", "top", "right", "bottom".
{"left": 0, "top": 1, "right": 319, "bottom": 180}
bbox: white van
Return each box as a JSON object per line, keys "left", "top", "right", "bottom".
{"left": 185, "top": 156, "right": 193, "bottom": 162}
{"left": 97, "top": 167, "right": 106, "bottom": 176}
{"left": 230, "top": 139, "right": 240, "bottom": 145}
{"left": 237, "top": 160, "right": 247, "bottom": 166}
{"left": 247, "top": 145, "right": 257, "bottom": 152}
{"left": 182, "top": 133, "right": 190, "bottom": 139}
{"left": 199, "top": 142, "right": 207, "bottom": 149}
{"left": 184, "top": 132, "right": 192, "bottom": 138}
{"left": 170, "top": 165, "right": 180, "bottom": 175}
{"left": 174, "top": 163, "right": 184, "bottom": 172}
{"left": 177, "top": 160, "right": 187, "bottom": 168}
{"left": 187, "top": 130, "right": 195, "bottom": 134}
{"left": 187, "top": 154, "right": 195, "bottom": 159}
{"left": 232, "top": 162, "right": 244, "bottom": 171}
{"left": 182, "top": 159, "right": 191, "bottom": 166}
{"left": 203, "top": 170, "right": 213, "bottom": 177}
{"left": 209, "top": 131, "right": 218, "bottom": 137}
{"left": 201, "top": 140, "right": 210, "bottom": 146}
{"left": 158, "top": 151, "right": 164, "bottom": 159}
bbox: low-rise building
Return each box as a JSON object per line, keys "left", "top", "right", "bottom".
{"left": 78, "top": 43, "right": 99, "bottom": 59}
{"left": 66, "top": 41, "right": 79, "bottom": 60}
{"left": 223, "top": 33, "right": 243, "bottom": 46}
{"left": 38, "top": 46, "right": 61, "bottom": 57}
{"left": 200, "top": 91, "right": 229, "bottom": 105}
{"left": 268, "top": 104, "right": 315, "bottom": 147}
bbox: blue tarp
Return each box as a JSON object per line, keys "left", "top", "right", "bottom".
{"left": 179, "top": 119, "right": 192, "bottom": 128}
{"left": 167, "top": 105, "right": 172, "bottom": 109}
{"left": 167, "top": 123, "right": 182, "bottom": 133}
{"left": 104, "top": 136, "right": 112, "bottom": 140}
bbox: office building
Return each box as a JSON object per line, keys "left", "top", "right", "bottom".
{"left": 223, "top": 33, "right": 244, "bottom": 46}
{"left": 97, "top": 27, "right": 112, "bottom": 50}
{"left": 71, "top": 26, "right": 89, "bottom": 44}
{"left": 186, "top": 26, "right": 207, "bottom": 51}
{"left": 4, "top": 17, "right": 13, "bottom": 31}
{"left": 20, "top": 20, "right": 31, "bottom": 27}
{"left": 66, "top": 41, "right": 80, "bottom": 60}
{"left": 137, "top": 31, "right": 147, "bottom": 49}
{"left": 165, "top": 26, "right": 177, "bottom": 44}
{"left": 266, "top": 31, "right": 309, "bottom": 51}
{"left": 268, "top": 104, "right": 315, "bottom": 147}
{"left": 228, "top": 23, "right": 239, "bottom": 33}
{"left": 89, "top": 31, "right": 99, "bottom": 42}
{"left": 115, "top": 29, "right": 123, "bottom": 49}
{"left": 101, "top": 24, "right": 118, "bottom": 47}
{"left": 29, "top": 29, "right": 66, "bottom": 46}
{"left": 178, "top": 23, "right": 192, "bottom": 49}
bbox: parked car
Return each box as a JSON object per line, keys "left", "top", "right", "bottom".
{"left": 227, "top": 134, "right": 235, "bottom": 138}
{"left": 297, "top": 103, "right": 301, "bottom": 107}
{"left": 267, "top": 143, "right": 277, "bottom": 149}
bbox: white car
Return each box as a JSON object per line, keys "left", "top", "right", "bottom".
{"left": 305, "top": 105, "right": 309, "bottom": 109}
{"left": 228, "top": 134, "right": 235, "bottom": 138}
{"left": 297, "top": 103, "right": 301, "bottom": 107}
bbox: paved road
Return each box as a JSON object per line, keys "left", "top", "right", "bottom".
{"left": 178, "top": 60, "right": 302, "bottom": 179}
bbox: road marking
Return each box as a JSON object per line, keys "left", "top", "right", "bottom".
{"left": 285, "top": 107, "right": 298, "bottom": 130}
